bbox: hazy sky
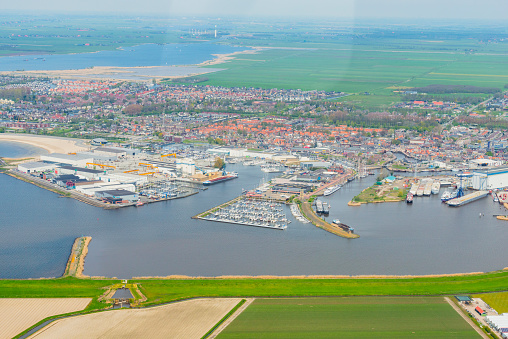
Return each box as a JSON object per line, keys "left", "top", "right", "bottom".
{"left": 4, "top": 0, "right": 508, "bottom": 20}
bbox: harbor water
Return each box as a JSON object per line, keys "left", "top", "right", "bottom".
{"left": 1, "top": 145, "right": 508, "bottom": 278}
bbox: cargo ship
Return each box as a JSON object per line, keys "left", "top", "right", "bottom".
{"left": 323, "top": 185, "right": 341, "bottom": 196}
{"left": 203, "top": 172, "right": 238, "bottom": 186}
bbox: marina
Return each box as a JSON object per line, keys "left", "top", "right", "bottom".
{"left": 196, "top": 196, "right": 290, "bottom": 230}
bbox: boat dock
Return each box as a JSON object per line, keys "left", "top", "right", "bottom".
{"left": 194, "top": 196, "right": 290, "bottom": 230}
{"left": 446, "top": 190, "right": 489, "bottom": 207}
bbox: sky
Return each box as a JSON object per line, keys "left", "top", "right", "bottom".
{"left": 4, "top": 0, "right": 508, "bottom": 20}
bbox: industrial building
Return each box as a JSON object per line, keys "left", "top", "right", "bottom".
{"left": 95, "top": 189, "right": 138, "bottom": 202}
{"left": 471, "top": 167, "right": 508, "bottom": 190}
{"left": 17, "top": 162, "right": 57, "bottom": 174}
{"left": 40, "top": 153, "right": 94, "bottom": 167}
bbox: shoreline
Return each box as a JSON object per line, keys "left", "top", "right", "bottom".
{"left": 131, "top": 270, "right": 498, "bottom": 280}
{"left": 0, "top": 134, "right": 87, "bottom": 157}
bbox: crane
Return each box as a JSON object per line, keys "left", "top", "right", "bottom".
{"left": 86, "top": 163, "right": 116, "bottom": 169}
{"left": 161, "top": 153, "right": 176, "bottom": 158}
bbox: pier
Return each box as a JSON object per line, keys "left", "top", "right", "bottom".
{"left": 447, "top": 191, "right": 489, "bottom": 207}
{"left": 63, "top": 236, "right": 91, "bottom": 277}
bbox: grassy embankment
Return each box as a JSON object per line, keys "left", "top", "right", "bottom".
{"left": 128, "top": 269, "right": 508, "bottom": 307}
{"left": 4, "top": 270, "right": 508, "bottom": 308}
{"left": 217, "top": 297, "right": 478, "bottom": 338}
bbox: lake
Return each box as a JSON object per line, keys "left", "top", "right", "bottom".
{"left": 0, "top": 43, "right": 249, "bottom": 71}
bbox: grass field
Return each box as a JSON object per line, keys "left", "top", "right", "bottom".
{"left": 217, "top": 297, "right": 479, "bottom": 338}
{"left": 475, "top": 291, "right": 508, "bottom": 314}
{"left": 132, "top": 270, "right": 508, "bottom": 306}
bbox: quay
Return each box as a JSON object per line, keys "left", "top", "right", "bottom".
{"left": 6, "top": 170, "right": 198, "bottom": 209}
{"left": 63, "top": 236, "right": 91, "bottom": 277}
{"left": 447, "top": 191, "right": 489, "bottom": 207}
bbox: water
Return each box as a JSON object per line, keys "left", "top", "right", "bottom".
{"left": 1, "top": 145, "right": 507, "bottom": 279}
{"left": 0, "top": 141, "right": 48, "bottom": 158}
{"left": 0, "top": 43, "right": 249, "bottom": 71}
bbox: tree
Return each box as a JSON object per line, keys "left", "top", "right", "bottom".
{"left": 214, "top": 157, "right": 225, "bottom": 169}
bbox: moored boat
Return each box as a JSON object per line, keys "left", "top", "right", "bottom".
{"left": 323, "top": 185, "right": 341, "bottom": 196}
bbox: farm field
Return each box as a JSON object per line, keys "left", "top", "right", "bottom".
{"left": 217, "top": 297, "right": 480, "bottom": 338}
{"left": 475, "top": 291, "right": 508, "bottom": 314}
{"left": 201, "top": 46, "right": 508, "bottom": 109}
{"left": 0, "top": 298, "right": 91, "bottom": 339}
{"left": 28, "top": 298, "right": 242, "bottom": 339}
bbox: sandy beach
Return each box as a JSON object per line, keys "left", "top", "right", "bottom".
{"left": 0, "top": 134, "right": 87, "bottom": 157}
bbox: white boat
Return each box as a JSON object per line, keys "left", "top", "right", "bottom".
{"left": 323, "top": 185, "right": 341, "bottom": 196}
{"left": 409, "top": 183, "right": 418, "bottom": 195}
{"left": 261, "top": 165, "right": 282, "bottom": 173}
{"left": 431, "top": 181, "right": 440, "bottom": 194}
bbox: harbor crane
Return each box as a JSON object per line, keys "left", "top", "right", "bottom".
{"left": 86, "top": 163, "right": 116, "bottom": 169}
{"left": 161, "top": 153, "right": 176, "bottom": 159}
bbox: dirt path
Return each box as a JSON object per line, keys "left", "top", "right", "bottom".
{"left": 444, "top": 297, "right": 488, "bottom": 339}
{"left": 208, "top": 298, "right": 255, "bottom": 338}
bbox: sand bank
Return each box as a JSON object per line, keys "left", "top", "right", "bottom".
{"left": 198, "top": 47, "right": 265, "bottom": 66}
{"left": 0, "top": 134, "right": 87, "bottom": 156}
{"left": 0, "top": 65, "right": 225, "bottom": 82}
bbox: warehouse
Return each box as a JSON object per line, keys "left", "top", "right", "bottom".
{"left": 471, "top": 167, "right": 508, "bottom": 190}
{"left": 17, "top": 162, "right": 57, "bottom": 174}
{"left": 57, "top": 166, "right": 103, "bottom": 180}
{"left": 95, "top": 189, "right": 138, "bottom": 202}
{"left": 40, "top": 153, "right": 94, "bottom": 167}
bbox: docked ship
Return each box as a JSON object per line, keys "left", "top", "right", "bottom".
{"left": 203, "top": 172, "right": 238, "bottom": 186}
{"left": 431, "top": 181, "right": 441, "bottom": 194}
{"left": 406, "top": 192, "right": 413, "bottom": 204}
{"left": 323, "top": 185, "right": 341, "bottom": 196}
{"left": 332, "top": 219, "right": 354, "bottom": 233}
{"left": 261, "top": 165, "right": 282, "bottom": 173}
{"left": 441, "top": 189, "right": 463, "bottom": 202}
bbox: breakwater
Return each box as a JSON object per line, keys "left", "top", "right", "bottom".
{"left": 63, "top": 237, "right": 92, "bottom": 277}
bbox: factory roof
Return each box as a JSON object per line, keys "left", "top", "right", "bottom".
{"left": 18, "top": 161, "right": 56, "bottom": 169}
{"left": 60, "top": 166, "right": 103, "bottom": 174}
{"left": 98, "top": 189, "right": 137, "bottom": 196}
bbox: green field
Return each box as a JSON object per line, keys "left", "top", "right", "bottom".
{"left": 218, "top": 297, "right": 478, "bottom": 338}
{"left": 475, "top": 291, "right": 508, "bottom": 314}
{"left": 201, "top": 46, "right": 508, "bottom": 109}
{"left": 132, "top": 270, "right": 508, "bottom": 306}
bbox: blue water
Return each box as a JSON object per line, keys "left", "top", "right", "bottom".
{"left": 0, "top": 141, "right": 48, "bottom": 158}
{"left": 0, "top": 43, "right": 249, "bottom": 71}
{"left": 1, "top": 144, "right": 508, "bottom": 279}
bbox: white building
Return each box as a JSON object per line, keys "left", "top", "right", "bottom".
{"left": 40, "top": 153, "right": 94, "bottom": 167}
{"left": 17, "top": 162, "right": 58, "bottom": 174}
{"left": 470, "top": 158, "right": 503, "bottom": 169}
{"left": 471, "top": 167, "right": 508, "bottom": 190}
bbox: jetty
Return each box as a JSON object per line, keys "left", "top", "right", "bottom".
{"left": 63, "top": 236, "right": 92, "bottom": 277}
